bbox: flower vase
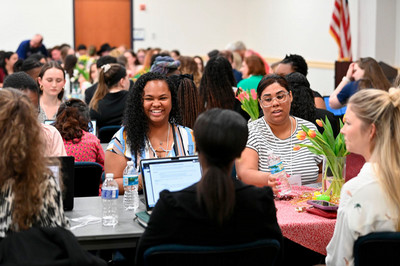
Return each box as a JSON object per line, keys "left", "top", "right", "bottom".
{"left": 322, "top": 156, "right": 346, "bottom": 198}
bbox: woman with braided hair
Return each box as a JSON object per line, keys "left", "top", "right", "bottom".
{"left": 326, "top": 88, "right": 400, "bottom": 265}
{"left": 89, "top": 63, "right": 130, "bottom": 128}
{"left": 105, "top": 72, "right": 196, "bottom": 193}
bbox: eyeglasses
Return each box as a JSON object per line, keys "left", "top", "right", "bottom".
{"left": 260, "top": 92, "right": 290, "bottom": 107}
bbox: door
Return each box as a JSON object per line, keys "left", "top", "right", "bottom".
{"left": 74, "top": 0, "right": 132, "bottom": 51}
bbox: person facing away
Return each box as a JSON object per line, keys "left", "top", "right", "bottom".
{"left": 135, "top": 108, "right": 283, "bottom": 265}
{"left": 53, "top": 98, "right": 105, "bottom": 167}
{"left": 0, "top": 89, "right": 69, "bottom": 238}
{"left": 16, "top": 34, "right": 48, "bottom": 60}
{"left": 326, "top": 88, "right": 400, "bottom": 266}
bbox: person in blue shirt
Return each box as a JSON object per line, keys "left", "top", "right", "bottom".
{"left": 16, "top": 34, "right": 48, "bottom": 60}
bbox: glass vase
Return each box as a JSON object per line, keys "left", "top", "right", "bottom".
{"left": 322, "top": 156, "right": 346, "bottom": 197}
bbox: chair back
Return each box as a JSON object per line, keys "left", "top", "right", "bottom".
{"left": 74, "top": 162, "right": 103, "bottom": 197}
{"left": 98, "top": 125, "right": 121, "bottom": 143}
{"left": 143, "top": 238, "right": 280, "bottom": 266}
{"left": 354, "top": 231, "right": 400, "bottom": 266}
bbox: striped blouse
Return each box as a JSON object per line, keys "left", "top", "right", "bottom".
{"left": 247, "top": 116, "right": 323, "bottom": 185}
{"left": 107, "top": 124, "right": 196, "bottom": 170}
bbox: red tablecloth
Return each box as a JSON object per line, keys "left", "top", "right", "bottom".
{"left": 275, "top": 186, "right": 336, "bottom": 255}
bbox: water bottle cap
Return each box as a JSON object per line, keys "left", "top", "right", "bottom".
{"left": 127, "top": 161, "right": 134, "bottom": 166}
{"left": 105, "top": 173, "right": 114, "bottom": 179}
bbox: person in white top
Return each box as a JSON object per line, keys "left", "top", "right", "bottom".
{"left": 326, "top": 88, "right": 400, "bottom": 266}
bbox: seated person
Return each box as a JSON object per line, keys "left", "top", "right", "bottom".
{"left": 237, "top": 55, "right": 266, "bottom": 92}
{"left": 0, "top": 89, "right": 69, "bottom": 238}
{"left": 236, "top": 74, "right": 322, "bottom": 186}
{"left": 89, "top": 63, "right": 130, "bottom": 129}
{"left": 329, "top": 57, "right": 391, "bottom": 109}
{"left": 286, "top": 72, "right": 340, "bottom": 136}
{"left": 53, "top": 99, "right": 104, "bottom": 167}
{"left": 326, "top": 88, "right": 400, "bottom": 265}
{"left": 105, "top": 72, "right": 196, "bottom": 193}
{"left": 135, "top": 108, "right": 283, "bottom": 265}
{"left": 275, "top": 54, "right": 326, "bottom": 109}
{"left": 3, "top": 72, "right": 66, "bottom": 156}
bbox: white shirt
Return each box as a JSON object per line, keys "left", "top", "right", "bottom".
{"left": 326, "top": 162, "right": 397, "bottom": 266}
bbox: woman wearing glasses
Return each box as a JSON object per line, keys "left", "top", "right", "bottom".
{"left": 236, "top": 74, "right": 322, "bottom": 188}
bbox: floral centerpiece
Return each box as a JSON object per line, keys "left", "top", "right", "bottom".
{"left": 236, "top": 88, "right": 259, "bottom": 121}
{"left": 294, "top": 117, "right": 349, "bottom": 198}
{"left": 75, "top": 55, "right": 90, "bottom": 81}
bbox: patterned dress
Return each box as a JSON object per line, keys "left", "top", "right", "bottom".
{"left": 63, "top": 131, "right": 105, "bottom": 167}
{"left": 0, "top": 175, "right": 69, "bottom": 238}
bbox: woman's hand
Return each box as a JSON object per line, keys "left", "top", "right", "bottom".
{"left": 346, "top": 62, "right": 355, "bottom": 80}
{"left": 268, "top": 175, "right": 280, "bottom": 194}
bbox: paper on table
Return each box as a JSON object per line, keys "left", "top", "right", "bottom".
{"left": 69, "top": 215, "right": 101, "bottom": 230}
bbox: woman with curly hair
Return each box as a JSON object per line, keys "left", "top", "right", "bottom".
{"left": 54, "top": 98, "right": 104, "bottom": 167}
{"left": 286, "top": 72, "right": 339, "bottom": 136}
{"left": 105, "top": 72, "right": 196, "bottom": 193}
{"left": 89, "top": 63, "right": 130, "bottom": 129}
{"left": 0, "top": 89, "right": 69, "bottom": 238}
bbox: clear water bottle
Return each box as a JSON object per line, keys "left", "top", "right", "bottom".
{"left": 102, "top": 173, "right": 119, "bottom": 226}
{"left": 267, "top": 151, "right": 292, "bottom": 196}
{"left": 123, "top": 161, "right": 139, "bottom": 210}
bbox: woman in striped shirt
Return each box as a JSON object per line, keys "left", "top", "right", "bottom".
{"left": 236, "top": 74, "right": 322, "bottom": 189}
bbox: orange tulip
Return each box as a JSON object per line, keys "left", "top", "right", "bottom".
{"left": 293, "top": 145, "right": 301, "bottom": 151}
{"left": 308, "top": 129, "right": 316, "bottom": 138}
{"left": 296, "top": 131, "right": 306, "bottom": 140}
{"left": 316, "top": 119, "right": 323, "bottom": 127}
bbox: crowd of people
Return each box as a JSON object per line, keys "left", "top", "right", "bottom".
{"left": 1, "top": 34, "right": 400, "bottom": 265}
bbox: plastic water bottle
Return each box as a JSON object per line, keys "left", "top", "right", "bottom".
{"left": 123, "top": 161, "right": 139, "bottom": 210}
{"left": 267, "top": 151, "right": 292, "bottom": 196}
{"left": 102, "top": 173, "right": 119, "bottom": 226}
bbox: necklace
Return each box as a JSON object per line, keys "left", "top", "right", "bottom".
{"left": 147, "top": 123, "right": 171, "bottom": 158}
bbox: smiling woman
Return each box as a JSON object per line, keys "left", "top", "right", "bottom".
{"left": 235, "top": 74, "right": 322, "bottom": 189}
{"left": 105, "top": 72, "right": 196, "bottom": 193}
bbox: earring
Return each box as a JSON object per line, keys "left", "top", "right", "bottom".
{"left": 40, "top": 85, "right": 43, "bottom": 91}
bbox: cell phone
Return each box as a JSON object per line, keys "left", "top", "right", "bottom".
{"left": 307, "top": 200, "right": 339, "bottom": 211}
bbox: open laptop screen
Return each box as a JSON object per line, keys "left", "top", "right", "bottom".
{"left": 140, "top": 156, "right": 202, "bottom": 211}
{"left": 44, "top": 120, "right": 97, "bottom": 136}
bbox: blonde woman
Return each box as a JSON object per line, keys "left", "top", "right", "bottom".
{"left": 0, "top": 89, "right": 69, "bottom": 237}
{"left": 89, "top": 63, "right": 130, "bottom": 128}
{"left": 326, "top": 88, "right": 400, "bottom": 265}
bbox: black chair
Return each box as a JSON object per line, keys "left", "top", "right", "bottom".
{"left": 98, "top": 125, "right": 121, "bottom": 143}
{"left": 143, "top": 238, "right": 280, "bottom": 266}
{"left": 354, "top": 231, "right": 400, "bottom": 266}
{"left": 74, "top": 162, "right": 103, "bottom": 197}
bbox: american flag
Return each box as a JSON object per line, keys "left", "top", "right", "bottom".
{"left": 330, "top": 0, "right": 352, "bottom": 61}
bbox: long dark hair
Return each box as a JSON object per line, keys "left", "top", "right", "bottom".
{"left": 356, "top": 57, "right": 391, "bottom": 91}
{"left": 199, "top": 56, "right": 236, "bottom": 112}
{"left": 286, "top": 72, "right": 316, "bottom": 122}
{"left": 123, "top": 72, "right": 181, "bottom": 157}
{"left": 257, "top": 74, "right": 291, "bottom": 99}
{"left": 194, "top": 108, "right": 248, "bottom": 225}
{"left": 54, "top": 98, "right": 91, "bottom": 143}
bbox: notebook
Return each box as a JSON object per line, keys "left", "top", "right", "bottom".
{"left": 48, "top": 156, "right": 75, "bottom": 211}
{"left": 44, "top": 120, "right": 97, "bottom": 136}
{"left": 140, "top": 155, "right": 202, "bottom": 212}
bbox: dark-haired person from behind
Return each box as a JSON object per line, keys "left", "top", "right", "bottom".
{"left": 275, "top": 54, "right": 326, "bottom": 109}
{"left": 54, "top": 99, "right": 104, "bottom": 167}
{"left": 135, "top": 108, "right": 283, "bottom": 265}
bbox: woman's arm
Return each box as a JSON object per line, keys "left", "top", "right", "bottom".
{"left": 104, "top": 150, "right": 128, "bottom": 194}
{"left": 314, "top": 96, "right": 326, "bottom": 109}
{"left": 329, "top": 63, "right": 354, "bottom": 109}
{"left": 235, "top": 147, "right": 278, "bottom": 193}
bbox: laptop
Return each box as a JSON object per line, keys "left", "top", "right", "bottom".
{"left": 140, "top": 156, "right": 202, "bottom": 213}
{"left": 48, "top": 156, "right": 75, "bottom": 211}
{"left": 44, "top": 120, "right": 97, "bottom": 136}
